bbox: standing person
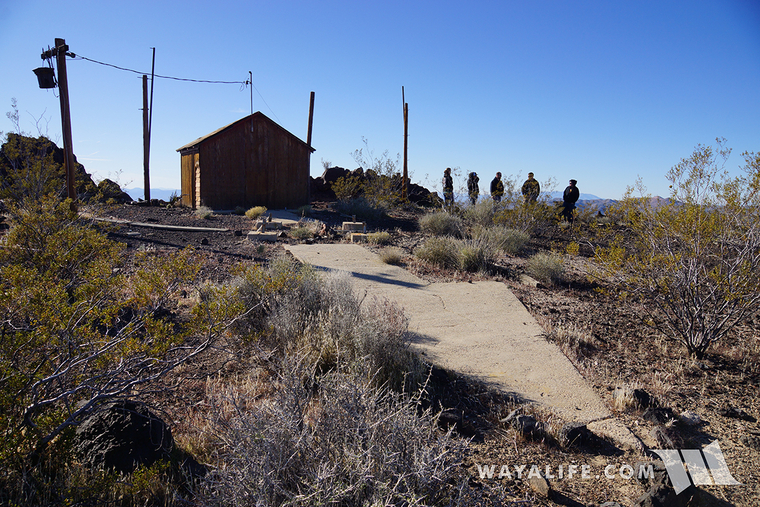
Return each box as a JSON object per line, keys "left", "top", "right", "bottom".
{"left": 521, "top": 172, "right": 540, "bottom": 203}
{"left": 442, "top": 167, "right": 454, "bottom": 210}
{"left": 490, "top": 172, "right": 504, "bottom": 202}
{"left": 562, "top": 179, "right": 580, "bottom": 223}
{"left": 467, "top": 172, "right": 480, "bottom": 205}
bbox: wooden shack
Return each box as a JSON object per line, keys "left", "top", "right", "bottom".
{"left": 177, "top": 112, "right": 314, "bottom": 210}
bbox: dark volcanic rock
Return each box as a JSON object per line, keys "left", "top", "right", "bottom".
{"left": 719, "top": 406, "right": 756, "bottom": 422}
{"left": 642, "top": 407, "right": 676, "bottom": 424}
{"left": 74, "top": 400, "right": 173, "bottom": 473}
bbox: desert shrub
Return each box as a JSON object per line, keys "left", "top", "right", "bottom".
{"left": 473, "top": 225, "right": 529, "bottom": 255}
{"left": 330, "top": 141, "right": 404, "bottom": 209}
{"left": 290, "top": 219, "right": 323, "bottom": 240}
{"left": 333, "top": 196, "right": 386, "bottom": 221}
{"left": 194, "top": 205, "right": 213, "bottom": 219}
{"left": 231, "top": 257, "right": 319, "bottom": 339}
{"left": 493, "top": 201, "right": 557, "bottom": 236}
{"left": 379, "top": 247, "right": 404, "bottom": 265}
{"left": 295, "top": 204, "right": 312, "bottom": 217}
{"left": 289, "top": 226, "right": 313, "bottom": 239}
{"left": 245, "top": 205, "right": 267, "bottom": 219}
{"left": 415, "top": 236, "right": 460, "bottom": 269}
{"left": 419, "top": 211, "right": 463, "bottom": 237}
{"left": 0, "top": 101, "right": 76, "bottom": 202}
{"left": 275, "top": 271, "right": 420, "bottom": 391}
{"left": 566, "top": 241, "right": 580, "bottom": 256}
{"left": 0, "top": 196, "right": 234, "bottom": 501}
{"left": 462, "top": 199, "right": 497, "bottom": 227}
{"left": 332, "top": 172, "right": 363, "bottom": 201}
{"left": 527, "top": 251, "right": 565, "bottom": 285}
{"left": 457, "top": 238, "right": 496, "bottom": 272}
{"left": 537, "top": 315, "right": 603, "bottom": 366}
{"left": 231, "top": 262, "right": 421, "bottom": 391}
{"left": 233, "top": 205, "right": 246, "bottom": 215}
{"left": 595, "top": 140, "right": 760, "bottom": 358}
{"left": 0, "top": 449, "right": 180, "bottom": 507}
{"left": 196, "top": 359, "right": 466, "bottom": 507}
{"left": 352, "top": 137, "right": 405, "bottom": 209}
{"left": 367, "top": 230, "right": 391, "bottom": 245}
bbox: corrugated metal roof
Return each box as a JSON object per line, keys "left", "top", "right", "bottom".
{"left": 176, "top": 112, "right": 315, "bottom": 153}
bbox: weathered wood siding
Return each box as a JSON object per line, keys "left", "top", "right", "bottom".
{"left": 179, "top": 113, "right": 311, "bottom": 210}
{"left": 180, "top": 151, "right": 198, "bottom": 207}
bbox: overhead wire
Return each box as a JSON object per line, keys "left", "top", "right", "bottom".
{"left": 70, "top": 54, "right": 247, "bottom": 85}
{"left": 68, "top": 52, "right": 282, "bottom": 122}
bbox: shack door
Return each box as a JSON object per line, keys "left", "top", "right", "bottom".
{"left": 180, "top": 152, "right": 199, "bottom": 207}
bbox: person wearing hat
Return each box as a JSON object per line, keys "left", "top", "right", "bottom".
{"left": 467, "top": 171, "right": 480, "bottom": 205}
{"left": 521, "top": 172, "right": 540, "bottom": 203}
{"left": 562, "top": 179, "right": 579, "bottom": 223}
{"left": 442, "top": 167, "right": 454, "bottom": 210}
{"left": 490, "top": 172, "right": 504, "bottom": 202}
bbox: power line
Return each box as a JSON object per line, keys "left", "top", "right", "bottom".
{"left": 70, "top": 54, "right": 248, "bottom": 85}
{"left": 66, "top": 52, "right": 282, "bottom": 123}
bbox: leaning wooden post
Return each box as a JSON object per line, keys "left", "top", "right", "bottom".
{"left": 307, "top": 91, "right": 315, "bottom": 147}
{"left": 142, "top": 75, "right": 151, "bottom": 202}
{"left": 402, "top": 102, "right": 409, "bottom": 202}
{"left": 54, "top": 38, "right": 77, "bottom": 201}
{"left": 307, "top": 91, "right": 315, "bottom": 203}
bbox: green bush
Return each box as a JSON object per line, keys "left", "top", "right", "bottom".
{"left": 462, "top": 199, "right": 496, "bottom": 227}
{"left": 457, "top": 239, "right": 495, "bottom": 272}
{"left": 493, "top": 201, "right": 557, "bottom": 235}
{"left": 331, "top": 173, "right": 363, "bottom": 201}
{"left": 290, "top": 219, "right": 323, "bottom": 240}
{"left": 473, "top": 225, "right": 530, "bottom": 255}
{"left": 595, "top": 140, "right": 760, "bottom": 358}
{"left": 367, "top": 230, "right": 392, "bottom": 245}
{"left": 527, "top": 251, "right": 565, "bottom": 285}
{"left": 289, "top": 226, "right": 313, "bottom": 239}
{"left": 415, "top": 236, "right": 460, "bottom": 269}
{"left": 0, "top": 196, "right": 228, "bottom": 500}
{"left": 379, "top": 247, "right": 404, "bottom": 265}
{"left": 245, "top": 205, "right": 267, "bottom": 219}
{"left": 419, "top": 211, "right": 463, "bottom": 237}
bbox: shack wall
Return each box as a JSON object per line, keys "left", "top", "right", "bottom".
{"left": 184, "top": 114, "right": 310, "bottom": 210}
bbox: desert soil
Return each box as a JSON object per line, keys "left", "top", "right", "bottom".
{"left": 81, "top": 201, "right": 760, "bottom": 507}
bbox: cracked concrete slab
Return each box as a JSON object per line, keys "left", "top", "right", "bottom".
{"left": 285, "top": 243, "right": 640, "bottom": 450}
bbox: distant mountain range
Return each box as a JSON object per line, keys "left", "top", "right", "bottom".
{"left": 122, "top": 187, "right": 669, "bottom": 216}
{"left": 546, "top": 191, "right": 601, "bottom": 201}
{"left": 124, "top": 188, "right": 180, "bottom": 202}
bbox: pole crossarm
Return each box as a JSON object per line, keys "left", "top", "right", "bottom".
{"left": 41, "top": 43, "right": 72, "bottom": 60}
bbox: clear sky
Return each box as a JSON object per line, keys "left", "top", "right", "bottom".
{"left": 2, "top": 0, "right": 759, "bottom": 200}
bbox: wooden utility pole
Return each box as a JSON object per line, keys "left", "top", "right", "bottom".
{"left": 142, "top": 75, "right": 151, "bottom": 202}
{"left": 142, "top": 49, "right": 155, "bottom": 203}
{"left": 45, "top": 38, "right": 76, "bottom": 201}
{"left": 307, "top": 91, "right": 315, "bottom": 148}
{"left": 307, "top": 91, "right": 315, "bottom": 204}
{"left": 402, "top": 87, "right": 408, "bottom": 202}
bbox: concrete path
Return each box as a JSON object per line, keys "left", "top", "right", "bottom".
{"left": 285, "top": 243, "right": 642, "bottom": 450}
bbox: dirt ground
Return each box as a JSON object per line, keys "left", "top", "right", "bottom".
{"left": 82, "top": 201, "right": 760, "bottom": 507}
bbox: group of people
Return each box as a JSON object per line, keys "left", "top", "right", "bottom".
{"left": 442, "top": 168, "right": 580, "bottom": 222}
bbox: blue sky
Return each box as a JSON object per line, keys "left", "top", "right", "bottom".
{"left": 2, "top": 0, "right": 759, "bottom": 200}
